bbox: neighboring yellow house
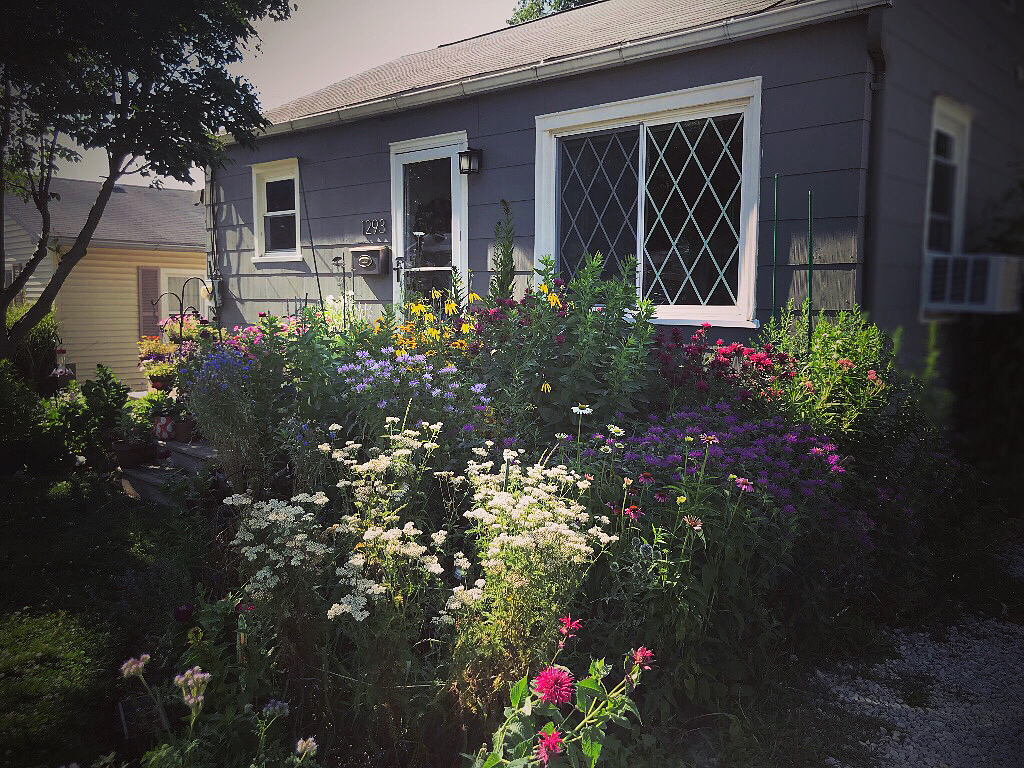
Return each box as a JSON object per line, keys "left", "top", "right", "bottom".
{"left": 4, "top": 179, "right": 207, "bottom": 388}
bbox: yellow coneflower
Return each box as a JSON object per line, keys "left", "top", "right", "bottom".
{"left": 461, "top": 323, "right": 472, "bottom": 334}
{"left": 541, "top": 380, "right": 552, "bottom": 394}
{"left": 444, "top": 299, "right": 458, "bottom": 315}
{"left": 548, "top": 293, "right": 562, "bottom": 308}
{"left": 430, "top": 288, "right": 442, "bottom": 299}
{"left": 424, "top": 312, "right": 436, "bottom": 323}
{"left": 425, "top": 328, "right": 441, "bottom": 341}
{"left": 539, "top": 283, "right": 549, "bottom": 294}
{"left": 409, "top": 302, "right": 427, "bottom": 315}
{"left": 468, "top": 292, "right": 482, "bottom": 303}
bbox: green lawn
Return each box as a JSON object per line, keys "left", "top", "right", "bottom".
{"left": 0, "top": 471, "right": 207, "bottom": 767}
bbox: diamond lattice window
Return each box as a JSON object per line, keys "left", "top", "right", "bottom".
{"left": 556, "top": 113, "right": 744, "bottom": 308}
{"left": 643, "top": 114, "right": 743, "bottom": 306}
{"left": 558, "top": 128, "right": 640, "bottom": 281}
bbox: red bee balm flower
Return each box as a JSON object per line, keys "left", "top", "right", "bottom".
{"left": 630, "top": 646, "right": 656, "bottom": 670}
{"left": 532, "top": 666, "right": 575, "bottom": 705}
{"left": 558, "top": 614, "right": 583, "bottom": 638}
{"left": 536, "top": 728, "right": 565, "bottom": 764}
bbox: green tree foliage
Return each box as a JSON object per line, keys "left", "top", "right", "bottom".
{"left": 508, "top": 0, "right": 590, "bottom": 25}
{"left": 0, "top": 0, "right": 293, "bottom": 361}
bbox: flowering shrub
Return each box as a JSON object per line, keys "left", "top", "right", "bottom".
{"left": 447, "top": 454, "right": 618, "bottom": 712}
{"left": 650, "top": 322, "right": 797, "bottom": 407}
{"left": 468, "top": 253, "right": 655, "bottom": 442}
{"left": 177, "top": 315, "right": 291, "bottom": 494}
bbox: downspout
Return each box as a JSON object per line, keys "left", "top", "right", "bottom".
{"left": 862, "top": 5, "right": 889, "bottom": 314}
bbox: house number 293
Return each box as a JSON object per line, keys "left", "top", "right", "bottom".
{"left": 362, "top": 218, "right": 387, "bottom": 236}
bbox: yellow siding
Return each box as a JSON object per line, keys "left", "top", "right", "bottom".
{"left": 55, "top": 247, "right": 205, "bottom": 389}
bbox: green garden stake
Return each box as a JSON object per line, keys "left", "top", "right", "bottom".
{"left": 772, "top": 173, "right": 779, "bottom": 318}
{"left": 807, "top": 190, "right": 814, "bottom": 351}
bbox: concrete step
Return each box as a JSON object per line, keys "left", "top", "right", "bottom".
{"left": 155, "top": 439, "right": 217, "bottom": 474}
{"left": 122, "top": 463, "right": 186, "bottom": 507}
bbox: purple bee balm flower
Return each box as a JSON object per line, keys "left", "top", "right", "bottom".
{"left": 462, "top": 424, "right": 475, "bottom": 432}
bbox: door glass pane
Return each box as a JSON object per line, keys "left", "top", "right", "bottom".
{"left": 403, "top": 157, "right": 452, "bottom": 270}
{"left": 557, "top": 127, "right": 639, "bottom": 281}
{"left": 266, "top": 178, "right": 294, "bottom": 212}
{"left": 934, "top": 130, "right": 954, "bottom": 160}
{"left": 644, "top": 113, "right": 743, "bottom": 306}
{"left": 266, "top": 214, "right": 297, "bottom": 252}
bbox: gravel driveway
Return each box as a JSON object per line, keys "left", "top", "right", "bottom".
{"left": 818, "top": 542, "right": 1024, "bottom": 768}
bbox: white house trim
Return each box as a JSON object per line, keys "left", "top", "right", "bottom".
{"left": 534, "top": 77, "right": 762, "bottom": 326}
{"left": 389, "top": 131, "right": 469, "bottom": 303}
{"left": 251, "top": 157, "right": 303, "bottom": 263}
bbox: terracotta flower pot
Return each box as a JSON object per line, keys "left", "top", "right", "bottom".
{"left": 173, "top": 418, "right": 195, "bottom": 443}
{"left": 152, "top": 416, "right": 175, "bottom": 440}
{"left": 111, "top": 440, "right": 150, "bottom": 469}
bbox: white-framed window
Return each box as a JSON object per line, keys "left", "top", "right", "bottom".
{"left": 389, "top": 131, "right": 469, "bottom": 302}
{"left": 921, "top": 95, "right": 973, "bottom": 311}
{"left": 160, "top": 268, "right": 213, "bottom": 322}
{"left": 535, "top": 78, "right": 761, "bottom": 326}
{"left": 251, "top": 157, "right": 302, "bottom": 262}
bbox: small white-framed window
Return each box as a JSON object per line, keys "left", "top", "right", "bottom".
{"left": 921, "top": 95, "right": 973, "bottom": 311}
{"left": 252, "top": 158, "right": 302, "bottom": 262}
{"left": 535, "top": 78, "right": 762, "bottom": 326}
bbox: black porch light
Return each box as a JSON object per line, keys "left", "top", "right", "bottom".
{"left": 458, "top": 147, "right": 482, "bottom": 175}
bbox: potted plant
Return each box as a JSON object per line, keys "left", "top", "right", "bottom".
{"left": 137, "top": 337, "right": 178, "bottom": 391}
{"left": 110, "top": 412, "right": 153, "bottom": 469}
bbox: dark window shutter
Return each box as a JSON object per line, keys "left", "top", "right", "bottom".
{"left": 138, "top": 266, "right": 161, "bottom": 337}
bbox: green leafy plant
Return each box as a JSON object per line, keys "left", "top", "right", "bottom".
{"left": 489, "top": 200, "right": 517, "bottom": 302}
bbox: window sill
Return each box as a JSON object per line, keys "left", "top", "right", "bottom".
{"left": 651, "top": 315, "right": 760, "bottom": 329}
{"left": 252, "top": 253, "right": 304, "bottom": 264}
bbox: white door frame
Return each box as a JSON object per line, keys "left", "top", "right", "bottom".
{"left": 389, "top": 131, "right": 468, "bottom": 303}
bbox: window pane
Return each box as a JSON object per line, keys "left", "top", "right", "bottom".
{"left": 557, "top": 127, "right": 639, "bottom": 281}
{"left": 949, "top": 257, "right": 969, "bottom": 303}
{"left": 404, "top": 157, "right": 452, "bottom": 269}
{"left": 266, "top": 178, "right": 295, "bottom": 213}
{"left": 928, "top": 256, "right": 949, "bottom": 303}
{"left": 265, "top": 214, "right": 296, "bottom": 251}
{"left": 644, "top": 114, "right": 743, "bottom": 306}
{"left": 934, "top": 130, "right": 954, "bottom": 160}
{"left": 929, "top": 161, "right": 956, "bottom": 217}
{"left": 969, "top": 258, "right": 988, "bottom": 303}
{"left": 166, "top": 275, "right": 203, "bottom": 315}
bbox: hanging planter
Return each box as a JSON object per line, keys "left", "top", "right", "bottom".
{"left": 148, "top": 373, "right": 176, "bottom": 391}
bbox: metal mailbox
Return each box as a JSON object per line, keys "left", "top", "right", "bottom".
{"left": 350, "top": 245, "right": 389, "bottom": 275}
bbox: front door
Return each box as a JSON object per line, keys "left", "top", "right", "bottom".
{"left": 390, "top": 133, "right": 468, "bottom": 303}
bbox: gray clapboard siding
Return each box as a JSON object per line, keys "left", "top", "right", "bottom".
{"left": 868, "top": 0, "right": 1024, "bottom": 365}
{"left": 213, "top": 14, "right": 878, "bottom": 325}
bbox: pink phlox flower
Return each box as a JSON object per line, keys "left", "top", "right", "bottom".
{"left": 532, "top": 665, "right": 575, "bottom": 705}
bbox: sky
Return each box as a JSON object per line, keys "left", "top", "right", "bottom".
{"left": 60, "top": 0, "right": 513, "bottom": 189}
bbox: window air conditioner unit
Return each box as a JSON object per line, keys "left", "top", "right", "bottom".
{"left": 924, "top": 252, "right": 1023, "bottom": 313}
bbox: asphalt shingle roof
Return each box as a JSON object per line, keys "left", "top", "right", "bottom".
{"left": 266, "top": 0, "right": 818, "bottom": 125}
{"left": 5, "top": 178, "right": 205, "bottom": 250}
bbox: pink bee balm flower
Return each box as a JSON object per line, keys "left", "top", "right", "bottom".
{"left": 630, "top": 646, "right": 656, "bottom": 670}
{"left": 837, "top": 357, "right": 854, "bottom": 370}
{"left": 867, "top": 369, "right": 878, "bottom": 381}
{"left": 536, "top": 728, "right": 565, "bottom": 764}
{"left": 532, "top": 665, "right": 574, "bottom": 705}
{"left": 558, "top": 614, "right": 583, "bottom": 638}
{"left": 622, "top": 505, "right": 643, "bottom": 520}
